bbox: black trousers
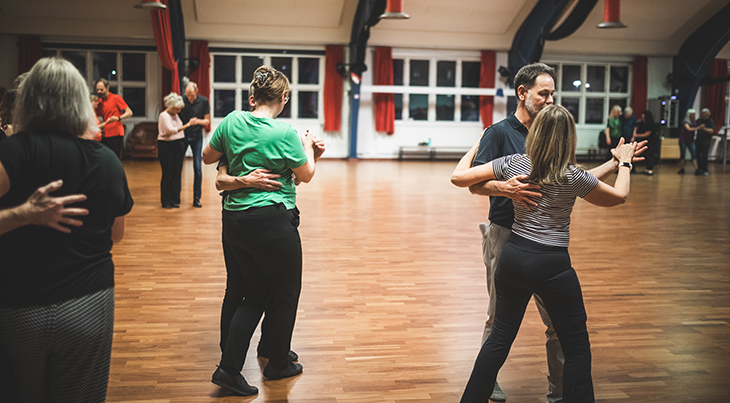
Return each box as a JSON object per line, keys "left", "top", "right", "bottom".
{"left": 219, "top": 204, "right": 302, "bottom": 370}
{"left": 157, "top": 139, "right": 185, "bottom": 207}
{"left": 101, "top": 136, "right": 124, "bottom": 160}
{"left": 462, "top": 234, "right": 594, "bottom": 403}
{"left": 696, "top": 142, "right": 711, "bottom": 173}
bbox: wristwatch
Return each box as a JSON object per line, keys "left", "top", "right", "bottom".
{"left": 618, "top": 161, "right": 632, "bottom": 169}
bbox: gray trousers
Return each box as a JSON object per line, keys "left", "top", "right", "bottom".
{"left": 480, "top": 222, "right": 565, "bottom": 403}
{"left": 0, "top": 287, "right": 115, "bottom": 403}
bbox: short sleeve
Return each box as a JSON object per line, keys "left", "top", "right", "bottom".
{"left": 115, "top": 95, "right": 129, "bottom": 112}
{"left": 281, "top": 127, "right": 308, "bottom": 169}
{"left": 117, "top": 169, "right": 134, "bottom": 217}
{"left": 202, "top": 98, "right": 210, "bottom": 116}
{"left": 208, "top": 114, "right": 229, "bottom": 153}
{"left": 473, "top": 127, "right": 504, "bottom": 167}
{"left": 571, "top": 167, "right": 599, "bottom": 198}
{"left": 491, "top": 154, "right": 521, "bottom": 181}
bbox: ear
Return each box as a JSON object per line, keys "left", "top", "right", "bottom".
{"left": 517, "top": 85, "right": 527, "bottom": 101}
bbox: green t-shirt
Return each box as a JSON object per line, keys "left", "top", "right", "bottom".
{"left": 209, "top": 111, "right": 308, "bottom": 211}
{"left": 607, "top": 118, "right": 621, "bottom": 138}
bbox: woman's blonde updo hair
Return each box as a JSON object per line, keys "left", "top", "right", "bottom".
{"left": 249, "top": 65, "right": 290, "bottom": 105}
{"left": 524, "top": 104, "right": 578, "bottom": 186}
{"left": 164, "top": 92, "right": 185, "bottom": 109}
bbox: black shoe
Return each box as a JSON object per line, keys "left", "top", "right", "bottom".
{"left": 162, "top": 204, "right": 173, "bottom": 209}
{"left": 695, "top": 169, "right": 703, "bottom": 176}
{"left": 258, "top": 350, "right": 299, "bottom": 362}
{"left": 678, "top": 168, "right": 685, "bottom": 174}
{"left": 211, "top": 366, "right": 258, "bottom": 396}
{"left": 193, "top": 199, "right": 202, "bottom": 208}
{"left": 171, "top": 204, "right": 180, "bottom": 208}
{"left": 263, "top": 362, "right": 303, "bottom": 380}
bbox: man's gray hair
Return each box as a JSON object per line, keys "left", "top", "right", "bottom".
{"left": 624, "top": 106, "right": 633, "bottom": 115}
{"left": 701, "top": 107, "right": 711, "bottom": 114}
{"left": 513, "top": 63, "right": 557, "bottom": 98}
{"left": 13, "top": 57, "right": 95, "bottom": 137}
{"left": 187, "top": 81, "right": 198, "bottom": 92}
{"left": 164, "top": 92, "right": 185, "bottom": 109}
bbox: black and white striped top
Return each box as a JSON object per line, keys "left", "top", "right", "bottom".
{"left": 493, "top": 154, "right": 599, "bottom": 247}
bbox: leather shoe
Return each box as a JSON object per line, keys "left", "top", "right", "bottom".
{"left": 263, "top": 362, "right": 303, "bottom": 380}
{"left": 211, "top": 366, "right": 258, "bottom": 396}
{"left": 193, "top": 199, "right": 202, "bottom": 208}
{"left": 258, "top": 349, "right": 299, "bottom": 362}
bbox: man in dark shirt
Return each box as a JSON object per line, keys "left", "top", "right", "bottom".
{"left": 180, "top": 81, "right": 211, "bottom": 207}
{"left": 695, "top": 108, "right": 715, "bottom": 175}
{"left": 620, "top": 106, "right": 637, "bottom": 144}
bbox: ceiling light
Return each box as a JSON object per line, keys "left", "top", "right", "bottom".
{"left": 134, "top": 0, "right": 167, "bottom": 10}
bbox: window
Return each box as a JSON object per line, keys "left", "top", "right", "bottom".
{"left": 391, "top": 55, "right": 482, "bottom": 123}
{"left": 44, "top": 47, "right": 152, "bottom": 119}
{"left": 547, "top": 61, "right": 632, "bottom": 125}
{"left": 211, "top": 51, "right": 325, "bottom": 120}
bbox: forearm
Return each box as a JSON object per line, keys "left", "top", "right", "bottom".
{"left": 451, "top": 141, "right": 479, "bottom": 186}
{"left": 468, "top": 178, "right": 502, "bottom": 196}
{"left": 216, "top": 174, "right": 247, "bottom": 191}
{"left": 613, "top": 166, "right": 631, "bottom": 199}
{"left": 588, "top": 159, "right": 619, "bottom": 182}
{"left": 0, "top": 204, "right": 29, "bottom": 236}
{"left": 120, "top": 109, "right": 133, "bottom": 120}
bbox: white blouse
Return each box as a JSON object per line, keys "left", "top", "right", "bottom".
{"left": 157, "top": 111, "right": 185, "bottom": 141}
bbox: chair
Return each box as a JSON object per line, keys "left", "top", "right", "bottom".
{"left": 127, "top": 122, "right": 159, "bottom": 159}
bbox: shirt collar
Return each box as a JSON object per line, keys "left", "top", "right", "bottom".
{"left": 507, "top": 112, "right": 528, "bottom": 135}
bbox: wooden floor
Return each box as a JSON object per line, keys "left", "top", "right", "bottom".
{"left": 108, "top": 158, "right": 730, "bottom": 403}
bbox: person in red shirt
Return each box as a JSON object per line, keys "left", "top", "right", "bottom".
{"left": 95, "top": 78, "right": 132, "bottom": 159}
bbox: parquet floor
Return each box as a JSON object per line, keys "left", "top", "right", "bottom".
{"left": 108, "top": 158, "right": 730, "bottom": 403}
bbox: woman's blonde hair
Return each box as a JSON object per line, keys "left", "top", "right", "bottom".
{"left": 249, "top": 65, "right": 290, "bottom": 105}
{"left": 611, "top": 104, "right": 622, "bottom": 117}
{"left": 525, "top": 104, "right": 578, "bottom": 186}
{"left": 13, "top": 57, "right": 95, "bottom": 136}
{"left": 164, "top": 92, "right": 184, "bottom": 109}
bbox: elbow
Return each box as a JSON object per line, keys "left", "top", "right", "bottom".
{"left": 297, "top": 171, "right": 314, "bottom": 183}
{"left": 468, "top": 183, "right": 483, "bottom": 195}
{"left": 450, "top": 175, "right": 469, "bottom": 188}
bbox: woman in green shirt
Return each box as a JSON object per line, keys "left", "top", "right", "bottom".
{"left": 203, "top": 66, "right": 324, "bottom": 396}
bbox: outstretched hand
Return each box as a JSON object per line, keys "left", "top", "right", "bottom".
{"left": 22, "top": 180, "right": 88, "bottom": 233}
{"left": 612, "top": 137, "right": 647, "bottom": 163}
{"left": 497, "top": 174, "right": 542, "bottom": 210}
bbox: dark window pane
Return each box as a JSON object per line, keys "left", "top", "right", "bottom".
{"left": 461, "top": 95, "right": 479, "bottom": 122}
{"left": 271, "top": 57, "right": 292, "bottom": 81}
{"left": 409, "top": 94, "right": 428, "bottom": 120}
{"left": 214, "top": 55, "right": 235, "bottom": 83}
{"left": 241, "top": 90, "right": 250, "bottom": 111}
{"left": 298, "top": 91, "right": 318, "bottom": 118}
{"left": 561, "top": 97, "right": 580, "bottom": 123}
{"left": 507, "top": 96, "right": 517, "bottom": 116}
{"left": 437, "top": 61, "right": 456, "bottom": 87}
{"left": 586, "top": 66, "right": 604, "bottom": 92}
{"left": 122, "top": 87, "right": 145, "bottom": 117}
{"left": 436, "top": 95, "right": 454, "bottom": 121}
{"left": 610, "top": 66, "right": 629, "bottom": 93}
{"left": 242, "top": 56, "right": 264, "bottom": 83}
{"left": 562, "top": 65, "right": 581, "bottom": 92}
{"left": 122, "top": 53, "right": 145, "bottom": 82}
{"left": 609, "top": 98, "right": 628, "bottom": 112}
{"left": 410, "top": 60, "right": 429, "bottom": 86}
{"left": 462, "top": 61, "right": 481, "bottom": 88}
{"left": 93, "top": 52, "right": 117, "bottom": 82}
{"left": 279, "top": 94, "right": 291, "bottom": 118}
{"left": 42, "top": 49, "right": 57, "bottom": 58}
{"left": 586, "top": 98, "right": 605, "bottom": 124}
{"left": 298, "top": 58, "right": 319, "bottom": 84}
{"left": 214, "top": 89, "right": 235, "bottom": 117}
{"left": 109, "top": 86, "right": 117, "bottom": 94}
{"left": 62, "top": 51, "right": 86, "bottom": 77}
{"left": 393, "top": 59, "right": 404, "bottom": 86}
{"left": 394, "top": 94, "right": 402, "bottom": 120}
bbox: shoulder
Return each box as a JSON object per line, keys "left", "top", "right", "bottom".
{"left": 197, "top": 95, "right": 209, "bottom": 104}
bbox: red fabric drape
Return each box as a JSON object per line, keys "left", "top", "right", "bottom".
{"left": 151, "top": 0, "right": 180, "bottom": 96}
{"left": 703, "top": 59, "right": 727, "bottom": 133}
{"left": 373, "top": 47, "right": 395, "bottom": 135}
{"left": 480, "top": 50, "right": 496, "bottom": 129}
{"left": 18, "top": 35, "right": 42, "bottom": 75}
{"left": 324, "top": 45, "right": 344, "bottom": 132}
{"left": 630, "top": 56, "right": 648, "bottom": 117}
{"left": 189, "top": 40, "right": 211, "bottom": 131}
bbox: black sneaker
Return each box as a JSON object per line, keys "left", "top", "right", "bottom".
{"left": 211, "top": 366, "right": 258, "bottom": 396}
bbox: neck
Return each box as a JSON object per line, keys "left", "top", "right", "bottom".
{"left": 251, "top": 104, "right": 278, "bottom": 119}
{"left": 514, "top": 105, "right": 534, "bottom": 130}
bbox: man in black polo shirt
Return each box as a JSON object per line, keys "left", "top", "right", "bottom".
{"left": 180, "top": 81, "right": 211, "bottom": 207}
{"left": 463, "top": 63, "right": 646, "bottom": 403}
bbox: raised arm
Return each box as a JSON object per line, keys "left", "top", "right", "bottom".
{"left": 588, "top": 138, "right": 647, "bottom": 181}
{"left": 583, "top": 143, "right": 635, "bottom": 207}
{"left": 290, "top": 131, "right": 319, "bottom": 183}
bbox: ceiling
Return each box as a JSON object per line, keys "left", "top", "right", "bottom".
{"left": 0, "top": 0, "right": 728, "bottom": 57}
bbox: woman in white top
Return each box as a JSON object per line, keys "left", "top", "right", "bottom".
{"left": 157, "top": 92, "right": 192, "bottom": 209}
{"left": 453, "top": 105, "right": 638, "bottom": 403}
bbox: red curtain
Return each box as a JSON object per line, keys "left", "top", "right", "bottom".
{"left": 151, "top": 0, "right": 180, "bottom": 96}
{"left": 631, "top": 56, "right": 648, "bottom": 116}
{"left": 18, "top": 35, "right": 42, "bottom": 75}
{"left": 189, "top": 40, "right": 211, "bottom": 131}
{"left": 324, "top": 45, "right": 344, "bottom": 132}
{"left": 703, "top": 59, "right": 727, "bottom": 133}
{"left": 480, "top": 50, "right": 496, "bottom": 128}
{"left": 373, "top": 47, "right": 395, "bottom": 135}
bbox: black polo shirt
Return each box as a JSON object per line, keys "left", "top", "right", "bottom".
{"left": 472, "top": 113, "right": 529, "bottom": 229}
{"left": 180, "top": 94, "right": 210, "bottom": 139}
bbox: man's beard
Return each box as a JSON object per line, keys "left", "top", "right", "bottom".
{"left": 525, "top": 91, "right": 540, "bottom": 118}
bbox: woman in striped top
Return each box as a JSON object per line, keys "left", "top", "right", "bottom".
{"left": 453, "top": 104, "right": 638, "bottom": 403}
